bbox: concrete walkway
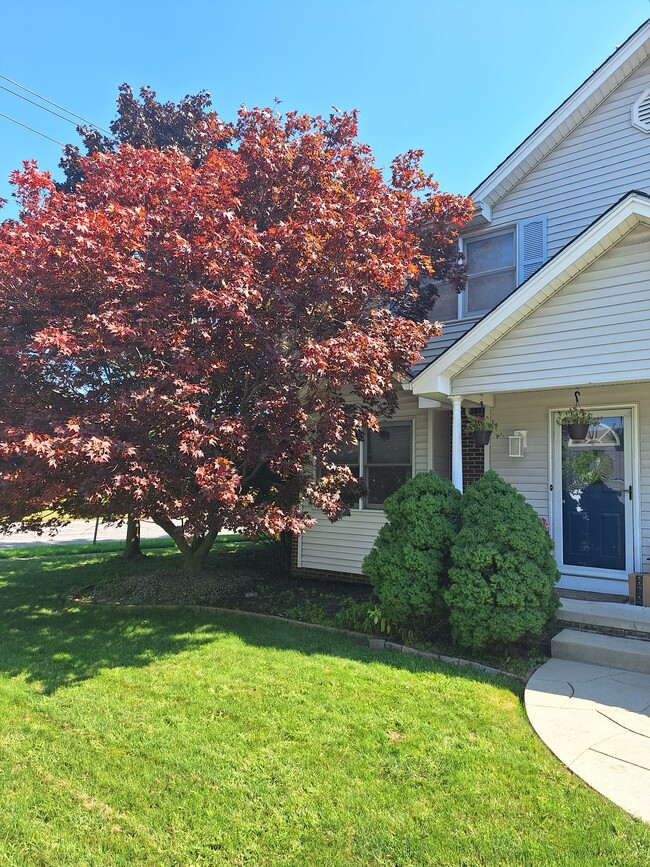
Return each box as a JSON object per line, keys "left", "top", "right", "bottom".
{"left": 525, "top": 658, "right": 650, "bottom": 824}
{"left": 0, "top": 519, "right": 168, "bottom": 547}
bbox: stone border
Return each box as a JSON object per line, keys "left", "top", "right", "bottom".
{"left": 69, "top": 599, "right": 526, "bottom": 682}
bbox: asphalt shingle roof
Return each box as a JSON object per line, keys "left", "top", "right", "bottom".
{"left": 410, "top": 318, "right": 480, "bottom": 376}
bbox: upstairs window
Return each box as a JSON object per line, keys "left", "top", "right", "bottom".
{"left": 632, "top": 89, "right": 650, "bottom": 132}
{"left": 429, "top": 281, "right": 460, "bottom": 322}
{"left": 462, "top": 217, "right": 547, "bottom": 318}
{"left": 463, "top": 229, "right": 516, "bottom": 317}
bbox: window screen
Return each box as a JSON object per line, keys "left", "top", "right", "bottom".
{"left": 365, "top": 423, "right": 412, "bottom": 507}
{"left": 330, "top": 442, "right": 361, "bottom": 508}
{"left": 464, "top": 230, "right": 516, "bottom": 316}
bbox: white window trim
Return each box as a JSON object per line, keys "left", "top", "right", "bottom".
{"left": 325, "top": 419, "right": 415, "bottom": 511}
{"left": 460, "top": 217, "right": 548, "bottom": 319}
{"left": 461, "top": 225, "right": 518, "bottom": 319}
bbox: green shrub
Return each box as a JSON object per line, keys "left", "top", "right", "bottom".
{"left": 334, "top": 600, "right": 374, "bottom": 633}
{"left": 445, "top": 470, "right": 559, "bottom": 650}
{"left": 362, "top": 472, "right": 462, "bottom": 628}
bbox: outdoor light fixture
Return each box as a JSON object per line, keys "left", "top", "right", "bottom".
{"left": 508, "top": 430, "right": 527, "bottom": 458}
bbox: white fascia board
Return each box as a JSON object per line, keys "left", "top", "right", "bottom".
{"left": 472, "top": 22, "right": 650, "bottom": 207}
{"left": 411, "top": 195, "right": 650, "bottom": 396}
{"left": 467, "top": 200, "right": 492, "bottom": 226}
{"left": 418, "top": 397, "right": 442, "bottom": 409}
{"left": 413, "top": 373, "right": 451, "bottom": 400}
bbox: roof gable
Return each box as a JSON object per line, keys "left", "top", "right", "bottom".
{"left": 470, "top": 20, "right": 650, "bottom": 222}
{"left": 453, "top": 222, "right": 650, "bottom": 394}
{"left": 411, "top": 191, "right": 650, "bottom": 396}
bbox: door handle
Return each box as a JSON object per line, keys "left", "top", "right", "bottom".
{"left": 628, "top": 485, "right": 633, "bottom": 501}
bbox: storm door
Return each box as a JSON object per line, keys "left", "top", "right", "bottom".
{"left": 553, "top": 410, "right": 634, "bottom": 576}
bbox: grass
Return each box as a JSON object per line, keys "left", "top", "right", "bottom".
{"left": 0, "top": 541, "right": 649, "bottom": 864}
{"left": 71, "top": 537, "right": 547, "bottom": 678}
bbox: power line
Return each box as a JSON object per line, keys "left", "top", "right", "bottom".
{"left": 0, "top": 73, "right": 111, "bottom": 135}
{"left": 0, "top": 111, "right": 65, "bottom": 145}
{"left": 0, "top": 82, "right": 84, "bottom": 129}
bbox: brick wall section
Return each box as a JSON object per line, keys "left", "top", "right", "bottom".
{"left": 462, "top": 408, "right": 487, "bottom": 489}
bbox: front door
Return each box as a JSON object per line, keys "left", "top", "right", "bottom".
{"left": 552, "top": 409, "right": 634, "bottom": 577}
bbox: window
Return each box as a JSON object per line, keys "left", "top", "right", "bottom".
{"left": 328, "top": 421, "right": 413, "bottom": 509}
{"left": 632, "top": 89, "right": 650, "bottom": 132}
{"left": 463, "top": 229, "right": 516, "bottom": 316}
{"left": 364, "top": 422, "right": 412, "bottom": 507}
{"left": 462, "top": 217, "right": 547, "bottom": 318}
{"left": 429, "top": 281, "right": 460, "bottom": 322}
{"left": 330, "top": 441, "right": 362, "bottom": 508}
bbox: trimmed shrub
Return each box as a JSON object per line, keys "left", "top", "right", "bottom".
{"left": 362, "top": 472, "right": 462, "bottom": 628}
{"left": 445, "top": 470, "right": 559, "bottom": 650}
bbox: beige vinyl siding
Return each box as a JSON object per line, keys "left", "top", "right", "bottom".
{"left": 488, "top": 383, "right": 650, "bottom": 571}
{"left": 300, "top": 393, "right": 429, "bottom": 575}
{"left": 452, "top": 224, "right": 650, "bottom": 394}
{"left": 487, "top": 55, "right": 650, "bottom": 257}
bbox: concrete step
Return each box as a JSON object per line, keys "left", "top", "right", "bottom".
{"left": 552, "top": 628, "right": 650, "bottom": 674}
{"left": 557, "top": 598, "right": 650, "bottom": 639}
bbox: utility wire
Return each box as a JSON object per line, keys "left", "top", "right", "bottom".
{"left": 0, "top": 111, "right": 65, "bottom": 145}
{"left": 0, "top": 73, "right": 111, "bottom": 135}
{"left": 0, "top": 82, "right": 85, "bottom": 128}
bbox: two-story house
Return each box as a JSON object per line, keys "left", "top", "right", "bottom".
{"left": 293, "top": 19, "right": 650, "bottom": 599}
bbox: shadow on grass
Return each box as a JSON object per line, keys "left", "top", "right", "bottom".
{"left": 0, "top": 542, "right": 520, "bottom": 696}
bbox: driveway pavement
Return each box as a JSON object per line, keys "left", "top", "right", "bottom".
{"left": 525, "top": 658, "right": 650, "bottom": 824}
{"left": 0, "top": 518, "right": 168, "bottom": 547}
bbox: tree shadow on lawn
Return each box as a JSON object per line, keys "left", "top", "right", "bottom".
{"left": 0, "top": 552, "right": 224, "bottom": 695}
{"left": 0, "top": 551, "right": 520, "bottom": 697}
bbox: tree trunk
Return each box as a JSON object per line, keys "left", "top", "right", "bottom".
{"left": 278, "top": 530, "right": 294, "bottom": 576}
{"left": 181, "top": 545, "right": 212, "bottom": 575}
{"left": 152, "top": 513, "right": 219, "bottom": 574}
{"left": 121, "top": 514, "right": 144, "bottom": 560}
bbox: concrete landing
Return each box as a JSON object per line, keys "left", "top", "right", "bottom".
{"left": 557, "top": 597, "right": 650, "bottom": 636}
{"left": 552, "top": 629, "right": 650, "bottom": 674}
{"left": 525, "top": 658, "right": 650, "bottom": 824}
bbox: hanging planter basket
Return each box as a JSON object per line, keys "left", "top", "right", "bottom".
{"left": 567, "top": 423, "right": 589, "bottom": 441}
{"left": 472, "top": 430, "right": 492, "bottom": 447}
{"left": 556, "top": 392, "right": 597, "bottom": 442}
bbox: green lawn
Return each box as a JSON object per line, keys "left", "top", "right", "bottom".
{"left": 0, "top": 542, "right": 648, "bottom": 865}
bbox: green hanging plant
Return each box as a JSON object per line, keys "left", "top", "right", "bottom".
{"left": 556, "top": 406, "right": 597, "bottom": 427}
{"left": 465, "top": 415, "right": 501, "bottom": 435}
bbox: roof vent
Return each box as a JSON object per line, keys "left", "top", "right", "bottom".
{"left": 632, "top": 89, "right": 650, "bottom": 132}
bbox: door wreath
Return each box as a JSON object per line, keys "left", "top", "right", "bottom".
{"left": 573, "top": 450, "right": 613, "bottom": 486}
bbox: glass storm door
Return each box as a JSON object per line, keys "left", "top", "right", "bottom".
{"left": 554, "top": 410, "right": 633, "bottom": 575}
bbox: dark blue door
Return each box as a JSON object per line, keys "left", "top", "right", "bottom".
{"left": 561, "top": 415, "right": 627, "bottom": 572}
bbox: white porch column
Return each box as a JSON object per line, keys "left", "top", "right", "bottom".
{"left": 451, "top": 395, "right": 463, "bottom": 492}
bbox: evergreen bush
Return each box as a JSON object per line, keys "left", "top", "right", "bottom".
{"left": 362, "top": 472, "right": 462, "bottom": 628}
{"left": 445, "top": 470, "right": 559, "bottom": 650}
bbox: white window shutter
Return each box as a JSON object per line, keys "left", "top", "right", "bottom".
{"left": 518, "top": 217, "right": 547, "bottom": 283}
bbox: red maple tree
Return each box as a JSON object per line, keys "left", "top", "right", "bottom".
{"left": 0, "top": 107, "right": 472, "bottom": 572}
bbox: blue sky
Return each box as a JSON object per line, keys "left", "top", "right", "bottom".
{"left": 0, "top": 1, "right": 648, "bottom": 218}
